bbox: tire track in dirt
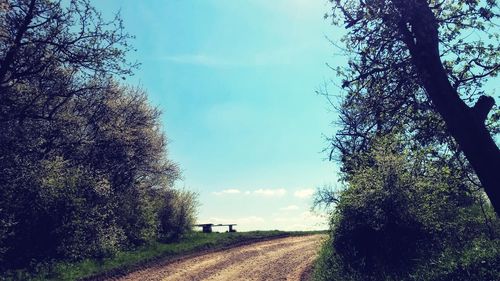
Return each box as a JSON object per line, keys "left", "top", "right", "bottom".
{"left": 111, "top": 234, "right": 325, "bottom": 281}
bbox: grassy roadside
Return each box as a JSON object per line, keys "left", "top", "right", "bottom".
{"left": 2, "top": 230, "right": 325, "bottom": 281}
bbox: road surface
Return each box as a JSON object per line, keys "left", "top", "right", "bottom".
{"left": 111, "top": 234, "right": 325, "bottom": 281}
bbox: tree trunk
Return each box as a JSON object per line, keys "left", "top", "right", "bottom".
{"left": 398, "top": 1, "right": 500, "bottom": 215}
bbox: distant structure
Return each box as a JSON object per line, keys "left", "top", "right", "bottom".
{"left": 195, "top": 223, "right": 237, "bottom": 233}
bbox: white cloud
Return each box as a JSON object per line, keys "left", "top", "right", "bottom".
{"left": 280, "top": 205, "right": 299, "bottom": 211}
{"left": 198, "top": 211, "right": 328, "bottom": 232}
{"left": 159, "top": 36, "right": 322, "bottom": 69}
{"left": 161, "top": 50, "right": 300, "bottom": 68}
{"left": 272, "top": 211, "right": 328, "bottom": 231}
{"left": 199, "top": 216, "right": 266, "bottom": 232}
{"left": 212, "top": 189, "right": 242, "bottom": 196}
{"left": 294, "top": 188, "right": 314, "bottom": 199}
{"left": 203, "top": 216, "right": 265, "bottom": 224}
{"left": 254, "top": 188, "right": 287, "bottom": 197}
{"left": 212, "top": 188, "right": 288, "bottom": 197}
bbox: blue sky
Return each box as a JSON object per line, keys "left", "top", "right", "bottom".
{"left": 95, "top": 0, "right": 344, "bottom": 231}
{"left": 93, "top": 1, "right": 500, "bottom": 231}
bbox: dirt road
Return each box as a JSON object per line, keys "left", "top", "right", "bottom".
{"left": 112, "top": 234, "right": 325, "bottom": 281}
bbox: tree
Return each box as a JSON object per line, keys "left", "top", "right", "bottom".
{"left": 158, "top": 189, "right": 199, "bottom": 241}
{"left": 0, "top": 81, "right": 183, "bottom": 267}
{"left": 0, "top": 0, "right": 195, "bottom": 270}
{"left": 326, "top": 0, "right": 500, "bottom": 213}
{"left": 0, "top": 0, "right": 135, "bottom": 122}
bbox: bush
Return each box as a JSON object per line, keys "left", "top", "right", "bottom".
{"left": 158, "top": 189, "right": 199, "bottom": 241}
{"left": 0, "top": 83, "right": 195, "bottom": 270}
{"left": 314, "top": 236, "right": 500, "bottom": 281}
{"left": 313, "top": 137, "right": 500, "bottom": 281}
{"left": 412, "top": 238, "right": 500, "bottom": 281}
{"left": 30, "top": 158, "right": 121, "bottom": 259}
{"left": 313, "top": 237, "right": 362, "bottom": 281}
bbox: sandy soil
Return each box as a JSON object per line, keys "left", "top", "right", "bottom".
{"left": 110, "top": 234, "right": 326, "bottom": 281}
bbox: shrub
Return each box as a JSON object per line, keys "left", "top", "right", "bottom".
{"left": 0, "top": 84, "right": 187, "bottom": 270}
{"left": 314, "top": 137, "right": 500, "bottom": 281}
{"left": 158, "top": 189, "right": 199, "bottom": 241}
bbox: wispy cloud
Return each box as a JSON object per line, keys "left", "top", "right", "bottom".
{"left": 203, "top": 216, "right": 265, "bottom": 224}
{"left": 254, "top": 188, "right": 287, "bottom": 197}
{"left": 159, "top": 53, "right": 268, "bottom": 68}
{"left": 272, "top": 211, "right": 328, "bottom": 231}
{"left": 294, "top": 188, "right": 314, "bottom": 199}
{"left": 280, "top": 205, "right": 299, "bottom": 211}
{"left": 212, "top": 189, "right": 242, "bottom": 196}
{"left": 212, "top": 188, "right": 287, "bottom": 197}
{"left": 198, "top": 212, "right": 327, "bottom": 231}
{"left": 158, "top": 43, "right": 317, "bottom": 68}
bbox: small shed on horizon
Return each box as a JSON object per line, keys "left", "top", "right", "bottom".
{"left": 194, "top": 223, "right": 237, "bottom": 233}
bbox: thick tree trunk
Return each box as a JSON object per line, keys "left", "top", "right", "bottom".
{"left": 398, "top": 1, "right": 500, "bottom": 214}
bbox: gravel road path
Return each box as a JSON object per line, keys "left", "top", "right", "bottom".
{"left": 111, "top": 234, "right": 325, "bottom": 281}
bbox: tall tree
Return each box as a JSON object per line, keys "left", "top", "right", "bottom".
{"left": 326, "top": 0, "right": 500, "bottom": 213}
{"left": 0, "top": 0, "right": 190, "bottom": 268}
{"left": 0, "top": 0, "right": 135, "bottom": 122}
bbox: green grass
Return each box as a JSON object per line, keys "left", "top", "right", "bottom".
{"left": 311, "top": 235, "right": 500, "bottom": 281}
{"left": 2, "top": 230, "right": 324, "bottom": 281}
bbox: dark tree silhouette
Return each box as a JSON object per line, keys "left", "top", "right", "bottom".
{"left": 327, "top": 0, "right": 500, "bottom": 214}
{"left": 0, "top": 0, "right": 136, "bottom": 122}
{"left": 0, "top": 0, "right": 193, "bottom": 269}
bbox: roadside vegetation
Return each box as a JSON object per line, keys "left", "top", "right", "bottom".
{"left": 313, "top": 136, "right": 499, "bottom": 280}
{"left": 0, "top": 0, "right": 197, "bottom": 279}
{"left": 313, "top": 0, "right": 500, "bottom": 280}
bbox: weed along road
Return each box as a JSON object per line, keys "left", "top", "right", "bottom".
{"left": 112, "top": 234, "right": 326, "bottom": 281}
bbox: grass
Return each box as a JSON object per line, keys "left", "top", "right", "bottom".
{"left": 311, "top": 235, "right": 500, "bottom": 281}
{"left": 2, "top": 230, "right": 325, "bottom": 281}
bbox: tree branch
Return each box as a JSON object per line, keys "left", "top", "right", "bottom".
{"left": 472, "top": 95, "right": 495, "bottom": 123}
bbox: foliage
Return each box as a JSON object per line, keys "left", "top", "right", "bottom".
{"left": 324, "top": 0, "right": 500, "bottom": 212}
{"left": 314, "top": 136, "right": 500, "bottom": 280}
{"left": 324, "top": 0, "right": 499, "bottom": 150}
{"left": 316, "top": 1, "right": 500, "bottom": 277}
{"left": 314, "top": 237, "right": 362, "bottom": 281}
{"left": 0, "top": 0, "right": 196, "bottom": 273}
{"left": 158, "top": 189, "right": 199, "bottom": 242}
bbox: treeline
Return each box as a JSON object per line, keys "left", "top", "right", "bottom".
{"left": 0, "top": 0, "right": 197, "bottom": 272}
{"left": 314, "top": 0, "right": 499, "bottom": 280}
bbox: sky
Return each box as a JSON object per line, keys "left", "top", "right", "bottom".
{"left": 94, "top": 0, "right": 345, "bottom": 231}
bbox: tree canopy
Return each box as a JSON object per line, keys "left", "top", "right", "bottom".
{"left": 325, "top": 0, "right": 500, "bottom": 213}
{"left": 314, "top": 1, "right": 500, "bottom": 279}
{"left": 0, "top": 0, "right": 197, "bottom": 272}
